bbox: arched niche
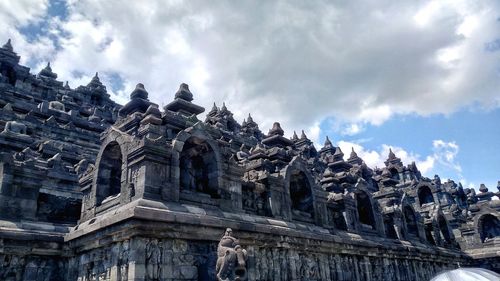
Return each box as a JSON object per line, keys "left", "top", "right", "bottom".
{"left": 384, "top": 214, "right": 398, "bottom": 239}
{"left": 0, "top": 65, "right": 17, "bottom": 86}
{"left": 403, "top": 205, "right": 419, "bottom": 238}
{"left": 425, "top": 224, "right": 436, "bottom": 245}
{"left": 418, "top": 186, "right": 434, "bottom": 206}
{"left": 331, "top": 208, "right": 347, "bottom": 231}
{"left": 289, "top": 170, "right": 315, "bottom": 221}
{"left": 96, "top": 141, "right": 123, "bottom": 206}
{"left": 356, "top": 191, "right": 376, "bottom": 229}
{"left": 479, "top": 214, "right": 500, "bottom": 243}
{"left": 179, "top": 136, "right": 219, "bottom": 199}
{"left": 438, "top": 215, "right": 452, "bottom": 245}
{"left": 91, "top": 93, "right": 103, "bottom": 106}
{"left": 389, "top": 168, "right": 400, "bottom": 181}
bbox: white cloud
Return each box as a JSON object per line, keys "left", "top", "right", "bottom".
{"left": 413, "top": 1, "right": 442, "bottom": 27}
{"left": 1, "top": 0, "right": 499, "bottom": 135}
{"left": 0, "top": 0, "right": 54, "bottom": 64}
{"left": 0, "top": 0, "right": 48, "bottom": 26}
{"left": 306, "top": 122, "right": 321, "bottom": 148}
{"left": 432, "top": 140, "right": 461, "bottom": 173}
{"left": 341, "top": 123, "right": 364, "bottom": 136}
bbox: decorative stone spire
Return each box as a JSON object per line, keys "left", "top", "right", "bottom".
{"left": 479, "top": 184, "right": 488, "bottom": 193}
{"left": 324, "top": 136, "right": 333, "bottom": 148}
{"left": 334, "top": 146, "right": 344, "bottom": 158}
{"left": 210, "top": 103, "right": 218, "bottom": 113}
{"left": 141, "top": 104, "right": 162, "bottom": 126}
{"left": 221, "top": 102, "right": 228, "bottom": 113}
{"left": 206, "top": 103, "right": 219, "bottom": 122}
{"left": 39, "top": 62, "right": 57, "bottom": 79}
{"left": 204, "top": 101, "right": 240, "bottom": 132}
{"left": 268, "top": 122, "right": 284, "bottom": 136}
{"left": 319, "top": 136, "right": 335, "bottom": 156}
{"left": 347, "top": 147, "right": 363, "bottom": 165}
{"left": 350, "top": 147, "right": 357, "bottom": 158}
{"left": 262, "top": 122, "right": 293, "bottom": 147}
{"left": 0, "top": 38, "right": 20, "bottom": 65}
{"left": 388, "top": 148, "right": 396, "bottom": 160}
{"left": 175, "top": 83, "right": 193, "bottom": 102}
{"left": 2, "top": 39, "right": 13, "bottom": 52}
{"left": 385, "top": 147, "right": 403, "bottom": 167}
{"left": 86, "top": 72, "right": 109, "bottom": 105}
{"left": 130, "top": 83, "right": 149, "bottom": 100}
{"left": 409, "top": 161, "right": 417, "bottom": 171}
{"left": 291, "top": 131, "right": 299, "bottom": 141}
{"left": 64, "top": 81, "right": 70, "bottom": 89}
{"left": 241, "top": 113, "right": 263, "bottom": 140}
{"left": 165, "top": 83, "right": 204, "bottom": 116}
{"left": 118, "top": 83, "right": 155, "bottom": 117}
{"left": 300, "top": 130, "right": 308, "bottom": 140}
{"left": 88, "top": 72, "right": 100, "bottom": 84}
{"left": 87, "top": 72, "right": 106, "bottom": 91}
{"left": 320, "top": 167, "right": 338, "bottom": 192}
{"left": 295, "top": 129, "right": 315, "bottom": 157}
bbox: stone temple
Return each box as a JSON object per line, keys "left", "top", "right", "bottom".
{"left": 0, "top": 39, "right": 499, "bottom": 281}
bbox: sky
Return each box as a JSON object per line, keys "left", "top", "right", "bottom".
{"left": 0, "top": 0, "right": 499, "bottom": 191}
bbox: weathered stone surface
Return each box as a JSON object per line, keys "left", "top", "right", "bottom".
{"left": 0, "top": 39, "right": 499, "bottom": 280}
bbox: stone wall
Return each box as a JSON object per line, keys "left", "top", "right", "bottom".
{"left": 0, "top": 254, "right": 65, "bottom": 281}
{"left": 63, "top": 198, "right": 467, "bottom": 281}
{"left": 248, "top": 248, "right": 452, "bottom": 281}
{"left": 65, "top": 234, "right": 461, "bottom": 281}
{"left": 66, "top": 238, "right": 216, "bottom": 281}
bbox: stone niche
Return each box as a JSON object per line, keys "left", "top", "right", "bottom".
{"left": 179, "top": 136, "right": 220, "bottom": 199}
{"left": 171, "top": 125, "right": 244, "bottom": 211}
{"left": 356, "top": 190, "right": 376, "bottom": 230}
{"left": 403, "top": 205, "right": 420, "bottom": 239}
{"left": 95, "top": 141, "right": 123, "bottom": 206}
{"left": 479, "top": 214, "right": 500, "bottom": 243}
{"left": 288, "top": 170, "right": 315, "bottom": 223}
{"left": 418, "top": 185, "right": 434, "bottom": 206}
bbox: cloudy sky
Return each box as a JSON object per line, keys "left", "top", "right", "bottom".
{"left": 1, "top": 0, "right": 499, "bottom": 191}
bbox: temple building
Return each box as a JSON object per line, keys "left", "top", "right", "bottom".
{"left": 0, "top": 39, "right": 499, "bottom": 281}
